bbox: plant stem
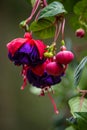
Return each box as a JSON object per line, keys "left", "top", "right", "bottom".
{"left": 26, "top": 0, "right": 41, "bottom": 24}
{"left": 43, "top": 0, "right": 48, "bottom": 6}
{"left": 54, "top": 21, "right": 62, "bottom": 42}
{"left": 61, "top": 18, "right": 65, "bottom": 41}
{"left": 77, "top": 88, "right": 87, "bottom": 111}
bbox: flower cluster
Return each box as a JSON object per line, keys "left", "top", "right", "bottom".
{"left": 6, "top": 0, "right": 75, "bottom": 115}
{"left": 7, "top": 32, "right": 66, "bottom": 89}
{"left": 7, "top": 32, "right": 74, "bottom": 114}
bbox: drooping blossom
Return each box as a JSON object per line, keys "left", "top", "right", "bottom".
{"left": 27, "top": 67, "right": 63, "bottom": 88}
{"left": 7, "top": 32, "right": 46, "bottom": 66}
{"left": 6, "top": 32, "right": 70, "bottom": 115}
{"left": 26, "top": 58, "right": 65, "bottom": 88}
{"left": 26, "top": 59, "right": 65, "bottom": 115}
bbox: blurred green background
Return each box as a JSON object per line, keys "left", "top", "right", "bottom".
{"left": 0, "top": 0, "right": 87, "bottom": 130}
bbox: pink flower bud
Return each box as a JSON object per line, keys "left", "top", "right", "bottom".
{"left": 46, "top": 62, "right": 64, "bottom": 76}
{"left": 75, "top": 28, "right": 85, "bottom": 38}
{"left": 56, "top": 51, "right": 74, "bottom": 65}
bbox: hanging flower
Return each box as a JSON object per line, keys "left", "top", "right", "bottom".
{"left": 26, "top": 59, "right": 65, "bottom": 88}
{"left": 7, "top": 32, "right": 46, "bottom": 66}
{"left": 27, "top": 69, "right": 63, "bottom": 88}
{"left": 26, "top": 59, "right": 65, "bottom": 115}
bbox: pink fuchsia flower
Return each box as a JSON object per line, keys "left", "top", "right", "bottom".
{"left": 26, "top": 59, "right": 65, "bottom": 88}
{"left": 27, "top": 69, "right": 63, "bottom": 88}
{"left": 26, "top": 59, "right": 65, "bottom": 115}
{"left": 7, "top": 32, "right": 46, "bottom": 66}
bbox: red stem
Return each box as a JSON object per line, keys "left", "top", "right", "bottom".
{"left": 54, "top": 21, "right": 62, "bottom": 42}
{"left": 61, "top": 18, "right": 65, "bottom": 40}
{"left": 20, "top": 65, "right": 28, "bottom": 90}
{"left": 35, "top": 0, "right": 48, "bottom": 20}
{"left": 26, "top": 0, "right": 41, "bottom": 24}
{"left": 35, "top": 9, "right": 41, "bottom": 21}
{"left": 43, "top": 0, "right": 48, "bottom": 6}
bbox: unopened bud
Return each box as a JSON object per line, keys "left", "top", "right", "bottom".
{"left": 75, "top": 28, "right": 85, "bottom": 38}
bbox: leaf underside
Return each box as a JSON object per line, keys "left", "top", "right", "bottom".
{"left": 74, "top": 56, "right": 87, "bottom": 86}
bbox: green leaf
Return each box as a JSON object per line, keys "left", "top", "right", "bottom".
{"left": 67, "top": 112, "right": 87, "bottom": 130}
{"left": 30, "top": 18, "right": 55, "bottom": 39}
{"left": 65, "top": 126, "right": 76, "bottom": 130}
{"left": 39, "top": 1, "right": 67, "bottom": 19}
{"left": 47, "top": 0, "right": 62, "bottom": 4}
{"left": 74, "top": 0, "right": 87, "bottom": 18}
{"left": 74, "top": 112, "right": 87, "bottom": 130}
{"left": 75, "top": 112, "right": 87, "bottom": 124}
{"left": 47, "top": 0, "right": 79, "bottom": 12}
{"left": 74, "top": 56, "right": 87, "bottom": 86}
{"left": 68, "top": 96, "right": 87, "bottom": 117}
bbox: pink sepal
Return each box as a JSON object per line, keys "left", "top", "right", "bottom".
{"left": 32, "top": 40, "right": 46, "bottom": 59}
{"left": 7, "top": 38, "right": 28, "bottom": 56}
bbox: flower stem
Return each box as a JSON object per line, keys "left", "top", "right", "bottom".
{"left": 61, "top": 18, "right": 65, "bottom": 41}
{"left": 26, "top": 0, "right": 41, "bottom": 24}
{"left": 54, "top": 21, "right": 62, "bottom": 42}
{"left": 21, "top": 65, "right": 28, "bottom": 90}
{"left": 35, "top": 0, "right": 48, "bottom": 20}
{"left": 43, "top": 0, "right": 48, "bottom": 6}
{"left": 77, "top": 87, "right": 87, "bottom": 111}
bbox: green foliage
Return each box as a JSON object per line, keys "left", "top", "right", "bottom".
{"left": 30, "top": 18, "right": 55, "bottom": 39}
{"left": 65, "top": 126, "right": 75, "bottom": 130}
{"left": 68, "top": 97, "right": 87, "bottom": 130}
{"left": 74, "top": 56, "right": 87, "bottom": 86}
{"left": 67, "top": 113, "right": 87, "bottom": 130}
{"left": 30, "top": 1, "right": 67, "bottom": 39}
{"left": 68, "top": 97, "right": 87, "bottom": 117}
{"left": 74, "top": 0, "right": 87, "bottom": 18}
{"left": 74, "top": 112, "right": 87, "bottom": 130}
{"left": 70, "top": 0, "right": 87, "bottom": 34}
{"left": 39, "top": 1, "right": 67, "bottom": 19}
{"left": 47, "top": 0, "right": 79, "bottom": 12}
{"left": 47, "top": 0, "right": 62, "bottom": 4}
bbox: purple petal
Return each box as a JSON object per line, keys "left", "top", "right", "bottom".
{"left": 27, "top": 69, "right": 63, "bottom": 88}
{"left": 8, "top": 43, "right": 46, "bottom": 66}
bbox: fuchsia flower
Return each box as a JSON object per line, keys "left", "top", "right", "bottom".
{"left": 27, "top": 59, "right": 64, "bottom": 88}
{"left": 7, "top": 32, "right": 74, "bottom": 114}
{"left": 7, "top": 32, "right": 46, "bottom": 66}
{"left": 6, "top": 0, "right": 74, "bottom": 115}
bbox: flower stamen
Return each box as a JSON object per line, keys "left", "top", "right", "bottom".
{"left": 21, "top": 65, "right": 29, "bottom": 90}
{"left": 47, "top": 90, "right": 59, "bottom": 115}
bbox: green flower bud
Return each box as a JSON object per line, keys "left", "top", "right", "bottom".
{"left": 44, "top": 52, "right": 53, "bottom": 58}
